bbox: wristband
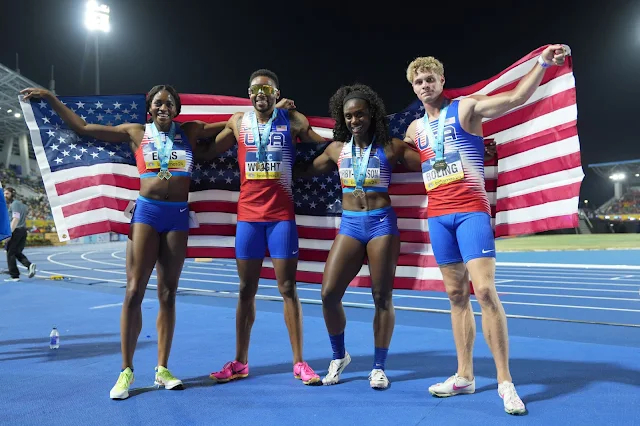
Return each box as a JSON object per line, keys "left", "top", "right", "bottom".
{"left": 537, "top": 55, "right": 551, "bottom": 68}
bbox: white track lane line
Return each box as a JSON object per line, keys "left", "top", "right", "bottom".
{"left": 42, "top": 251, "right": 640, "bottom": 314}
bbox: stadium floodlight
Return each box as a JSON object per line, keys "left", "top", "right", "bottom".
{"left": 84, "top": 0, "right": 110, "bottom": 95}
{"left": 636, "top": 173, "right": 639, "bottom": 177}
{"left": 6, "top": 109, "right": 12, "bottom": 113}
{"left": 14, "top": 113, "right": 21, "bottom": 118}
{"left": 609, "top": 173, "right": 626, "bottom": 181}
{"left": 85, "top": 0, "right": 110, "bottom": 33}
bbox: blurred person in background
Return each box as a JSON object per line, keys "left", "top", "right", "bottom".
{"left": 4, "top": 186, "right": 36, "bottom": 281}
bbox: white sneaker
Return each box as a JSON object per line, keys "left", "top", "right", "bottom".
{"left": 154, "top": 366, "right": 183, "bottom": 390}
{"left": 322, "top": 352, "right": 351, "bottom": 385}
{"left": 28, "top": 263, "right": 36, "bottom": 278}
{"left": 369, "top": 369, "right": 389, "bottom": 389}
{"left": 428, "top": 373, "right": 475, "bottom": 397}
{"left": 110, "top": 367, "right": 134, "bottom": 400}
{"left": 4, "top": 277, "right": 19, "bottom": 282}
{"left": 498, "top": 381, "right": 526, "bottom": 415}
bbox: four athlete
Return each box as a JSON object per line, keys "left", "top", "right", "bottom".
{"left": 19, "top": 43, "right": 570, "bottom": 414}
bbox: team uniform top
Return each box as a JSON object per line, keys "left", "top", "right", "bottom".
{"left": 338, "top": 141, "right": 392, "bottom": 193}
{"left": 135, "top": 123, "right": 193, "bottom": 178}
{"left": 237, "top": 108, "right": 296, "bottom": 222}
{"left": 413, "top": 100, "right": 491, "bottom": 217}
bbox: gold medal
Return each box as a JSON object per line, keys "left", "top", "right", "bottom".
{"left": 433, "top": 159, "right": 447, "bottom": 172}
{"left": 352, "top": 188, "right": 365, "bottom": 199}
{"left": 158, "top": 169, "right": 172, "bottom": 180}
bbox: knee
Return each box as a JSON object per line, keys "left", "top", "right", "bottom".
{"left": 278, "top": 280, "right": 297, "bottom": 300}
{"left": 447, "top": 286, "right": 470, "bottom": 307}
{"left": 157, "top": 285, "right": 177, "bottom": 308}
{"left": 473, "top": 284, "right": 499, "bottom": 308}
{"left": 123, "top": 283, "right": 146, "bottom": 307}
{"left": 470, "top": 268, "right": 498, "bottom": 308}
{"left": 238, "top": 281, "right": 258, "bottom": 302}
{"left": 321, "top": 284, "right": 340, "bottom": 307}
{"left": 371, "top": 289, "right": 393, "bottom": 311}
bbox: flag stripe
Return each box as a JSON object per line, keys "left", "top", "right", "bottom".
{"left": 482, "top": 88, "right": 576, "bottom": 137}
{"left": 499, "top": 124, "right": 578, "bottom": 160}
{"left": 496, "top": 197, "right": 579, "bottom": 225}
{"left": 483, "top": 65, "right": 574, "bottom": 98}
{"left": 498, "top": 152, "right": 582, "bottom": 187}
{"left": 57, "top": 174, "right": 140, "bottom": 195}
{"left": 495, "top": 214, "right": 578, "bottom": 237}
{"left": 61, "top": 196, "right": 131, "bottom": 217}
{"left": 497, "top": 166, "right": 584, "bottom": 199}
{"left": 495, "top": 182, "right": 582, "bottom": 212}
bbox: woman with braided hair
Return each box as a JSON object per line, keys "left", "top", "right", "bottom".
{"left": 295, "top": 84, "right": 421, "bottom": 389}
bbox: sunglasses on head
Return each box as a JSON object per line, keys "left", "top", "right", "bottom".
{"left": 249, "top": 84, "right": 277, "bottom": 96}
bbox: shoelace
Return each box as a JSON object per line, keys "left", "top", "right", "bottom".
{"left": 501, "top": 384, "right": 522, "bottom": 406}
{"left": 158, "top": 369, "right": 176, "bottom": 381}
{"left": 435, "top": 375, "right": 456, "bottom": 387}
{"left": 299, "top": 362, "right": 315, "bottom": 376}
{"left": 369, "top": 370, "right": 385, "bottom": 381}
{"left": 327, "top": 360, "right": 341, "bottom": 376}
{"left": 116, "top": 372, "right": 132, "bottom": 388}
{"left": 221, "top": 361, "right": 235, "bottom": 372}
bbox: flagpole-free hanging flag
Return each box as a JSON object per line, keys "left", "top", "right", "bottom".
{"left": 19, "top": 45, "right": 582, "bottom": 291}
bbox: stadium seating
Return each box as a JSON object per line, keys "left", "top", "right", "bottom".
{"left": 601, "top": 189, "right": 640, "bottom": 215}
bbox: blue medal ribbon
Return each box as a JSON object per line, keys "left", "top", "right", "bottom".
{"left": 250, "top": 108, "right": 278, "bottom": 163}
{"left": 423, "top": 100, "right": 449, "bottom": 169}
{"left": 351, "top": 136, "right": 375, "bottom": 197}
{"left": 149, "top": 122, "right": 176, "bottom": 179}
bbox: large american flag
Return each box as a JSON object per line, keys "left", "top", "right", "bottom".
{"left": 19, "top": 45, "right": 582, "bottom": 291}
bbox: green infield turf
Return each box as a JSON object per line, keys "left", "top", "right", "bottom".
{"left": 495, "top": 234, "right": 640, "bottom": 251}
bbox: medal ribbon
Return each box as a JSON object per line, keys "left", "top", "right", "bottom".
{"left": 351, "top": 136, "right": 375, "bottom": 192}
{"left": 150, "top": 122, "right": 176, "bottom": 173}
{"left": 250, "top": 108, "right": 278, "bottom": 162}
{"left": 422, "top": 100, "right": 449, "bottom": 162}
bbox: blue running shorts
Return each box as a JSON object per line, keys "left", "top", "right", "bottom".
{"left": 235, "top": 220, "right": 299, "bottom": 260}
{"left": 339, "top": 206, "right": 399, "bottom": 245}
{"left": 427, "top": 212, "right": 495, "bottom": 265}
{"left": 130, "top": 196, "right": 189, "bottom": 233}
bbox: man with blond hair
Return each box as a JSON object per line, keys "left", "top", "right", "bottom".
{"left": 403, "top": 45, "right": 570, "bottom": 415}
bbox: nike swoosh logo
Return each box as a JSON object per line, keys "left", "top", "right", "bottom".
{"left": 292, "top": 250, "right": 299, "bottom": 255}
{"left": 180, "top": 208, "right": 187, "bottom": 212}
{"left": 482, "top": 249, "right": 494, "bottom": 254}
{"left": 452, "top": 383, "right": 472, "bottom": 391}
{"left": 380, "top": 215, "right": 388, "bottom": 222}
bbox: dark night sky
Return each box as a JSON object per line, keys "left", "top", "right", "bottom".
{"left": 2, "top": 0, "right": 639, "bottom": 206}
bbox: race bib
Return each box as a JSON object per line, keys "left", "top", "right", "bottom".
{"left": 245, "top": 151, "right": 282, "bottom": 180}
{"left": 124, "top": 200, "right": 136, "bottom": 219}
{"left": 339, "top": 157, "right": 381, "bottom": 187}
{"left": 422, "top": 151, "right": 464, "bottom": 191}
{"left": 144, "top": 149, "right": 187, "bottom": 170}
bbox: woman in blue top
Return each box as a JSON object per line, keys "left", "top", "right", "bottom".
{"left": 295, "top": 84, "right": 421, "bottom": 389}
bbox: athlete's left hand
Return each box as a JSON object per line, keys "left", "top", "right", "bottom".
{"left": 484, "top": 139, "right": 497, "bottom": 160}
{"left": 276, "top": 98, "right": 296, "bottom": 110}
{"left": 541, "top": 44, "right": 570, "bottom": 67}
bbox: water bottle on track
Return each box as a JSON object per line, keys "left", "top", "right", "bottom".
{"left": 49, "top": 327, "right": 60, "bottom": 349}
